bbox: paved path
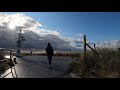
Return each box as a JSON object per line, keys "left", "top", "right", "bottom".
{"left": 2, "top": 56, "right": 73, "bottom": 78}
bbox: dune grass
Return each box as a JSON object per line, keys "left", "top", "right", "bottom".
{"left": 69, "top": 48, "right": 120, "bottom": 78}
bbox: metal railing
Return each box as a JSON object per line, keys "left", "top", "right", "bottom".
{"left": 0, "top": 48, "right": 18, "bottom": 78}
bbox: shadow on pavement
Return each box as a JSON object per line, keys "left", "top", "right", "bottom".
{"left": 18, "top": 57, "right": 70, "bottom": 75}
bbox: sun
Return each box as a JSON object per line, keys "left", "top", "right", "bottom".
{"left": 9, "top": 23, "right": 16, "bottom": 29}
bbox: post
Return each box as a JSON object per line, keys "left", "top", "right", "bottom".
{"left": 83, "top": 35, "right": 86, "bottom": 60}
{"left": 70, "top": 49, "right": 71, "bottom": 56}
{"left": 94, "top": 43, "right": 96, "bottom": 51}
{"left": 86, "top": 43, "right": 99, "bottom": 55}
{"left": 10, "top": 50, "right": 12, "bottom": 62}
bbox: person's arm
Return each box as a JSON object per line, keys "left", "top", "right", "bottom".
{"left": 46, "top": 47, "right": 47, "bottom": 53}
{"left": 51, "top": 47, "right": 54, "bottom": 55}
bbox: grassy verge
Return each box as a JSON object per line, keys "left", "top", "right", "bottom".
{"left": 69, "top": 48, "right": 120, "bottom": 78}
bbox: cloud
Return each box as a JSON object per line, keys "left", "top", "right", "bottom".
{"left": 91, "top": 40, "right": 120, "bottom": 50}
{"left": 0, "top": 13, "right": 83, "bottom": 51}
{"left": 76, "top": 33, "right": 84, "bottom": 37}
{"left": 74, "top": 39, "right": 83, "bottom": 43}
{"left": 101, "top": 40, "right": 120, "bottom": 49}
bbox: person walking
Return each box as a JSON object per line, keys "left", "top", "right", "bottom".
{"left": 46, "top": 43, "right": 54, "bottom": 69}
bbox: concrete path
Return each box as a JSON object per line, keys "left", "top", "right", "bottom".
{"left": 1, "top": 56, "right": 73, "bottom": 78}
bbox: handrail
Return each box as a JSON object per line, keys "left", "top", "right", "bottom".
{"left": 0, "top": 59, "right": 18, "bottom": 78}
{"left": 0, "top": 48, "right": 18, "bottom": 78}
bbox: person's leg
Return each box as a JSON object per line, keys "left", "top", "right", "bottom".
{"left": 48, "top": 56, "right": 50, "bottom": 64}
{"left": 48, "top": 56, "right": 52, "bottom": 68}
{"left": 49, "top": 56, "right": 52, "bottom": 64}
{"left": 48, "top": 56, "right": 51, "bottom": 68}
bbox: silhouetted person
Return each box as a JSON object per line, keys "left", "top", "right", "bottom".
{"left": 46, "top": 43, "right": 54, "bottom": 69}
{"left": 30, "top": 51, "right": 32, "bottom": 55}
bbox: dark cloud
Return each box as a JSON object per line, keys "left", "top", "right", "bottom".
{"left": 0, "top": 13, "right": 83, "bottom": 51}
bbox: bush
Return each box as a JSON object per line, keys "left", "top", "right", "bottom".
{"left": 69, "top": 48, "right": 120, "bottom": 78}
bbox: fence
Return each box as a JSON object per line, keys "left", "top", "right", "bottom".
{"left": 0, "top": 48, "right": 18, "bottom": 78}
{"left": 83, "top": 35, "right": 99, "bottom": 60}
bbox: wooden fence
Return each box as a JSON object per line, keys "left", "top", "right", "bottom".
{"left": 83, "top": 35, "right": 99, "bottom": 60}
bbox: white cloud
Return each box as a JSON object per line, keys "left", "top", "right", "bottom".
{"left": 76, "top": 33, "right": 84, "bottom": 37}
{"left": 96, "top": 40, "right": 120, "bottom": 49}
{"left": 0, "top": 13, "right": 83, "bottom": 51}
{"left": 0, "top": 13, "right": 42, "bottom": 30}
{"left": 74, "top": 39, "right": 83, "bottom": 43}
{"left": 35, "top": 29, "right": 61, "bottom": 36}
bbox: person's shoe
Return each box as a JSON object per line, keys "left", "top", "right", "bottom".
{"left": 48, "top": 64, "right": 51, "bottom": 69}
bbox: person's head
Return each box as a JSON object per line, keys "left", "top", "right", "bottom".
{"left": 47, "top": 43, "right": 51, "bottom": 47}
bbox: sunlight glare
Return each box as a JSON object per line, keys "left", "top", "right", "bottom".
{"left": 9, "top": 23, "right": 15, "bottom": 29}
{"left": 5, "top": 55, "right": 10, "bottom": 59}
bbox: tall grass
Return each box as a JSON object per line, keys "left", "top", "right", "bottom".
{"left": 69, "top": 48, "right": 120, "bottom": 78}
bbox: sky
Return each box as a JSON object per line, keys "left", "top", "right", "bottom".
{"left": 0, "top": 12, "right": 120, "bottom": 50}
{"left": 7, "top": 12, "right": 120, "bottom": 41}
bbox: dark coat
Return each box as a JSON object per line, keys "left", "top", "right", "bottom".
{"left": 46, "top": 46, "right": 54, "bottom": 56}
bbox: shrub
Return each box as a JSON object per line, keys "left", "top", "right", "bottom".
{"left": 69, "top": 48, "right": 120, "bottom": 78}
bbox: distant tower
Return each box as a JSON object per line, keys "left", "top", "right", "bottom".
{"left": 16, "top": 29, "right": 26, "bottom": 57}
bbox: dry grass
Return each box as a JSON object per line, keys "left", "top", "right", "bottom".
{"left": 69, "top": 48, "right": 120, "bottom": 78}
{"left": 20, "top": 52, "right": 81, "bottom": 57}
